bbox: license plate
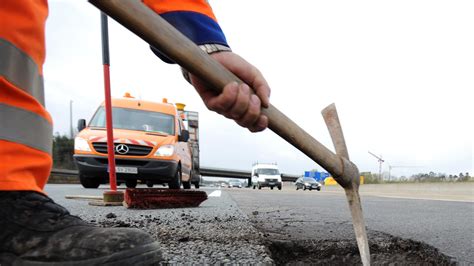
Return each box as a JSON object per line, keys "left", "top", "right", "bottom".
{"left": 114, "top": 167, "right": 138, "bottom": 174}
{"left": 269, "top": 182, "right": 275, "bottom": 185}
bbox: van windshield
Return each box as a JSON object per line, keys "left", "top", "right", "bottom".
{"left": 89, "top": 107, "right": 175, "bottom": 135}
{"left": 256, "top": 168, "right": 280, "bottom": 175}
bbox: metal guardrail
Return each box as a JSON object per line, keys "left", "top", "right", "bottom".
{"left": 199, "top": 167, "right": 250, "bottom": 179}
{"left": 280, "top": 174, "right": 301, "bottom": 182}
{"left": 51, "top": 168, "right": 300, "bottom": 182}
{"left": 51, "top": 169, "right": 80, "bottom": 176}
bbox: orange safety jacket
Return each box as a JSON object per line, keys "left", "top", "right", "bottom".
{"left": 0, "top": 0, "right": 52, "bottom": 193}
{"left": 0, "top": 0, "right": 226, "bottom": 193}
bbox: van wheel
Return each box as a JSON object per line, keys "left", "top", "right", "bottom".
{"left": 258, "top": 184, "right": 262, "bottom": 190}
{"left": 146, "top": 181, "right": 154, "bottom": 188}
{"left": 193, "top": 182, "right": 200, "bottom": 189}
{"left": 253, "top": 185, "right": 256, "bottom": 189}
{"left": 79, "top": 174, "right": 100, "bottom": 189}
{"left": 169, "top": 169, "right": 181, "bottom": 189}
{"left": 183, "top": 181, "right": 191, "bottom": 189}
{"left": 125, "top": 179, "right": 137, "bottom": 188}
{"left": 278, "top": 185, "right": 282, "bottom": 190}
{"left": 270, "top": 186, "right": 274, "bottom": 190}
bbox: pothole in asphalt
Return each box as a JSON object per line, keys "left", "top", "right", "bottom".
{"left": 93, "top": 216, "right": 457, "bottom": 265}
{"left": 267, "top": 232, "right": 456, "bottom": 265}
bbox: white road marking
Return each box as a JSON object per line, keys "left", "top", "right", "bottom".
{"left": 208, "top": 190, "right": 222, "bottom": 197}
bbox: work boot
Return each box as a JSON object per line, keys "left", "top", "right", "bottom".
{"left": 0, "top": 191, "right": 162, "bottom": 265}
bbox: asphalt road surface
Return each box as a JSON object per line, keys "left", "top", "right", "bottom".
{"left": 45, "top": 182, "right": 473, "bottom": 264}
{"left": 228, "top": 183, "right": 473, "bottom": 264}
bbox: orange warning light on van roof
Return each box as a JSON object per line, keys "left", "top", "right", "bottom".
{"left": 175, "top": 103, "right": 185, "bottom": 111}
{"left": 123, "top": 92, "right": 134, "bottom": 98}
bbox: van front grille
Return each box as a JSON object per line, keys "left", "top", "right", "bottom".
{"left": 95, "top": 158, "right": 149, "bottom": 166}
{"left": 92, "top": 142, "right": 153, "bottom": 156}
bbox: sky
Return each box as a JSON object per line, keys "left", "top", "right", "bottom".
{"left": 44, "top": 0, "right": 473, "bottom": 178}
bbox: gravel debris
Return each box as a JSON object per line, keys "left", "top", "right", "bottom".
{"left": 88, "top": 190, "right": 274, "bottom": 264}
{"left": 105, "top": 212, "right": 116, "bottom": 219}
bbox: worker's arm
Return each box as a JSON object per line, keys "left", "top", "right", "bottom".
{"left": 144, "top": 0, "right": 270, "bottom": 132}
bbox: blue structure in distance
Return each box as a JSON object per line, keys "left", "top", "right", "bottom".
{"left": 304, "top": 170, "right": 330, "bottom": 182}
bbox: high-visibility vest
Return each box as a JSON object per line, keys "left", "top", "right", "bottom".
{"left": 0, "top": 0, "right": 52, "bottom": 192}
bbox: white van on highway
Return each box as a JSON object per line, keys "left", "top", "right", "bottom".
{"left": 251, "top": 163, "right": 282, "bottom": 190}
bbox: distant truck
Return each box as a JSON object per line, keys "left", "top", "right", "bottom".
{"left": 73, "top": 93, "right": 200, "bottom": 189}
{"left": 251, "top": 163, "right": 282, "bottom": 190}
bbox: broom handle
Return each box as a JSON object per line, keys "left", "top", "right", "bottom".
{"left": 89, "top": 0, "right": 353, "bottom": 181}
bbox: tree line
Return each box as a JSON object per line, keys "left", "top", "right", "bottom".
{"left": 52, "top": 134, "right": 76, "bottom": 169}
{"left": 361, "top": 171, "right": 472, "bottom": 184}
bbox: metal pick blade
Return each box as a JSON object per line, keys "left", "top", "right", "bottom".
{"left": 322, "top": 103, "right": 371, "bottom": 266}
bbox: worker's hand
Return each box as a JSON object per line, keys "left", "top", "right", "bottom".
{"left": 189, "top": 52, "right": 270, "bottom": 132}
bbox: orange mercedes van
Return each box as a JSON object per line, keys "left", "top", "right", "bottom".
{"left": 73, "top": 94, "right": 200, "bottom": 189}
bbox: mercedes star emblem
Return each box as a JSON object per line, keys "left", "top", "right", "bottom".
{"left": 115, "top": 144, "right": 129, "bottom": 155}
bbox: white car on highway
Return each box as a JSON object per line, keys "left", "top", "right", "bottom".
{"left": 251, "top": 163, "right": 282, "bottom": 190}
{"left": 228, "top": 180, "right": 243, "bottom": 188}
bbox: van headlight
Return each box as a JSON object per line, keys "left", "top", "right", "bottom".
{"left": 154, "top": 145, "right": 175, "bottom": 156}
{"left": 74, "top": 137, "right": 91, "bottom": 152}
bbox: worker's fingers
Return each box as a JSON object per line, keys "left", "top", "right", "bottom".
{"left": 234, "top": 94, "right": 261, "bottom": 128}
{"left": 247, "top": 115, "right": 268, "bottom": 133}
{"left": 253, "top": 77, "right": 271, "bottom": 109}
{"left": 189, "top": 75, "right": 218, "bottom": 104}
{"left": 227, "top": 83, "right": 251, "bottom": 120}
{"left": 211, "top": 52, "right": 271, "bottom": 108}
{"left": 201, "top": 82, "right": 239, "bottom": 116}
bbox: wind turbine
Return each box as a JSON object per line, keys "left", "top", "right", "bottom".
{"left": 368, "top": 151, "right": 384, "bottom": 181}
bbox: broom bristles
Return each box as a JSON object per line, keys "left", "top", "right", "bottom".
{"left": 124, "top": 188, "right": 208, "bottom": 209}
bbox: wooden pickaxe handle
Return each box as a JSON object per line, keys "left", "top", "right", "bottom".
{"left": 88, "top": 0, "right": 370, "bottom": 264}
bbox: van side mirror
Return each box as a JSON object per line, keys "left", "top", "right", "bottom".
{"left": 179, "top": 129, "right": 189, "bottom": 142}
{"left": 77, "top": 119, "right": 86, "bottom": 132}
{"left": 254, "top": 173, "right": 259, "bottom": 177}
